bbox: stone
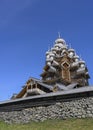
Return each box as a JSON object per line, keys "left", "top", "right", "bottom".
{"left": 0, "top": 97, "right": 93, "bottom": 124}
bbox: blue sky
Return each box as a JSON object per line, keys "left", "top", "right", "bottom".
{"left": 0, "top": 0, "right": 93, "bottom": 101}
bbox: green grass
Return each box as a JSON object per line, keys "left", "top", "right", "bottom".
{"left": 0, "top": 118, "right": 93, "bottom": 130}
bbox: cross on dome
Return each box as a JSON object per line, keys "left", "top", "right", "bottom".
{"left": 55, "top": 33, "right": 66, "bottom": 44}
{"left": 58, "top": 32, "right": 61, "bottom": 38}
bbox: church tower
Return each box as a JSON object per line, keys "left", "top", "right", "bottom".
{"left": 41, "top": 36, "right": 90, "bottom": 87}
{"left": 11, "top": 36, "right": 90, "bottom": 99}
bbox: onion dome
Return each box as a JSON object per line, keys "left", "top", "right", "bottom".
{"left": 46, "top": 55, "right": 50, "bottom": 59}
{"left": 55, "top": 43, "right": 67, "bottom": 50}
{"left": 52, "top": 51, "right": 56, "bottom": 55}
{"left": 46, "top": 51, "right": 50, "bottom": 55}
{"left": 54, "top": 43, "right": 63, "bottom": 48}
{"left": 46, "top": 57, "right": 53, "bottom": 62}
{"left": 79, "top": 60, "right": 85, "bottom": 64}
{"left": 47, "top": 62, "right": 51, "bottom": 66}
{"left": 53, "top": 47, "right": 59, "bottom": 51}
{"left": 51, "top": 47, "right": 58, "bottom": 51}
{"left": 55, "top": 38, "right": 66, "bottom": 45}
{"left": 51, "top": 47, "right": 55, "bottom": 51}
{"left": 79, "top": 60, "right": 85, "bottom": 68}
{"left": 49, "top": 53, "right": 55, "bottom": 57}
{"left": 61, "top": 49, "right": 67, "bottom": 54}
{"left": 62, "top": 46, "right": 67, "bottom": 50}
{"left": 74, "top": 55, "right": 79, "bottom": 62}
{"left": 46, "top": 52, "right": 54, "bottom": 62}
{"left": 47, "top": 51, "right": 55, "bottom": 57}
{"left": 51, "top": 47, "right": 56, "bottom": 52}
{"left": 68, "top": 48, "right": 75, "bottom": 53}
{"left": 74, "top": 55, "right": 79, "bottom": 59}
{"left": 68, "top": 49, "right": 75, "bottom": 57}
{"left": 51, "top": 49, "right": 57, "bottom": 55}
{"left": 47, "top": 51, "right": 52, "bottom": 55}
{"left": 50, "top": 56, "right": 54, "bottom": 60}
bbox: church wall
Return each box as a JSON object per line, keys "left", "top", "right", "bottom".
{"left": 0, "top": 96, "right": 93, "bottom": 124}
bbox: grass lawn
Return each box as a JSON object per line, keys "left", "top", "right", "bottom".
{"left": 0, "top": 118, "right": 93, "bottom": 130}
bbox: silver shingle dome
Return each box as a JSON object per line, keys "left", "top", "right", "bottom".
{"left": 55, "top": 38, "right": 66, "bottom": 44}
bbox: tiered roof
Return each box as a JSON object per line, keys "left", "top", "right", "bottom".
{"left": 11, "top": 36, "right": 90, "bottom": 99}
{"left": 41, "top": 37, "right": 90, "bottom": 86}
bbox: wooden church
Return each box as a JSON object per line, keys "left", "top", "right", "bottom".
{"left": 11, "top": 36, "right": 90, "bottom": 99}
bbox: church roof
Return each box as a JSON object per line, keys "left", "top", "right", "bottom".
{"left": 11, "top": 35, "right": 90, "bottom": 99}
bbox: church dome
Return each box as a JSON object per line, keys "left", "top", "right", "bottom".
{"left": 79, "top": 60, "right": 85, "bottom": 64}
{"left": 68, "top": 48, "right": 75, "bottom": 52}
{"left": 74, "top": 55, "right": 79, "bottom": 59}
{"left": 46, "top": 51, "right": 50, "bottom": 55}
{"left": 79, "top": 60, "right": 85, "bottom": 68}
{"left": 55, "top": 38, "right": 66, "bottom": 44}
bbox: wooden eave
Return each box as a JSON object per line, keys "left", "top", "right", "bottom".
{"left": 40, "top": 71, "right": 47, "bottom": 77}
{"left": 16, "top": 86, "right": 27, "bottom": 98}
{"left": 43, "top": 77, "right": 60, "bottom": 84}
{"left": 16, "top": 85, "right": 32, "bottom": 98}
{"left": 43, "top": 65, "right": 49, "bottom": 71}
